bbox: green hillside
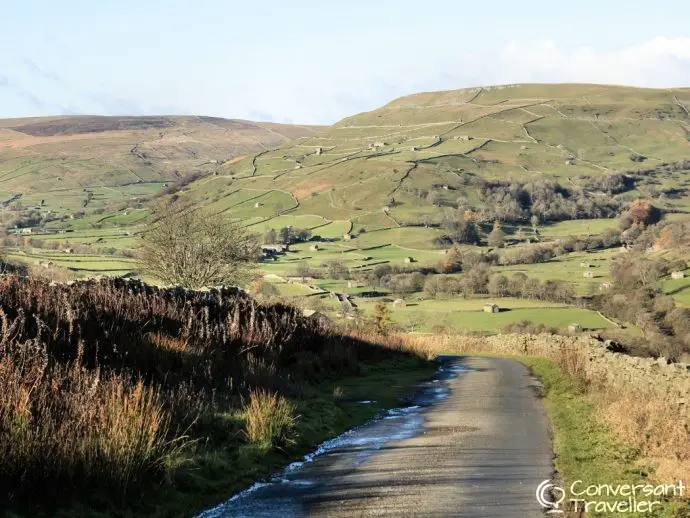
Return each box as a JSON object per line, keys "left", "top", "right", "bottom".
{"left": 176, "top": 83, "right": 690, "bottom": 229}
{"left": 0, "top": 115, "right": 321, "bottom": 215}
{"left": 2, "top": 84, "right": 690, "bottom": 334}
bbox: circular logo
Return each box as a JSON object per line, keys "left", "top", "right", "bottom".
{"left": 536, "top": 479, "right": 566, "bottom": 513}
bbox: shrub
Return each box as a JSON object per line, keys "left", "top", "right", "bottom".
{"left": 244, "top": 390, "right": 298, "bottom": 450}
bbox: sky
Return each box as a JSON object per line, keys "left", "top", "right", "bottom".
{"left": 1, "top": 0, "right": 690, "bottom": 125}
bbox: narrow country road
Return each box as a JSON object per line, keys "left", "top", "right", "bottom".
{"left": 201, "top": 357, "right": 554, "bottom": 517}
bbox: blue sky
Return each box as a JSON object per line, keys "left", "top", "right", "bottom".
{"left": 1, "top": 0, "right": 689, "bottom": 124}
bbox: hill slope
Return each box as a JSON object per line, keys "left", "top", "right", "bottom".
{"left": 175, "top": 83, "right": 690, "bottom": 231}
{"left": 0, "top": 115, "right": 321, "bottom": 214}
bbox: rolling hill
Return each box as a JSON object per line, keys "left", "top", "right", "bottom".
{"left": 2, "top": 85, "right": 689, "bottom": 301}
{"left": 0, "top": 115, "right": 321, "bottom": 214}
{"left": 173, "top": 83, "right": 690, "bottom": 231}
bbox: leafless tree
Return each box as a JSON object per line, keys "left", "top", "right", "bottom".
{"left": 139, "top": 204, "right": 257, "bottom": 289}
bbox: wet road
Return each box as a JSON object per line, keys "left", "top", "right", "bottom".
{"left": 200, "top": 356, "right": 553, "bottom": 517}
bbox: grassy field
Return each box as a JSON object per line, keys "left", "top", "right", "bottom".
{"left": 663, "top": 268, "right": 690, "bottom": 306}
{"left": 493, "top": 249, "right": 619, "bottom": 295}
{"left": 351, "top": 297, "right": 613, "bottom": 333}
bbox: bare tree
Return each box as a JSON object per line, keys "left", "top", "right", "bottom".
{"left": 139, "top": 204, "right": 257, "bottom": 289}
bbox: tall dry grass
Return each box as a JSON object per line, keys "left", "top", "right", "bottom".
{"left": 244, "top": 389, "right": 298, "bottom": 450}
{"left": 0, "top": 333, "right": 176, "bottom": 505}
{"left": 0, "top": 276, "right": 422, "bottom": 511}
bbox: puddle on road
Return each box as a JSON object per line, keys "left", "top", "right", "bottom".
{"left": 198, "top": 357, "right": 471, "bottom": 518}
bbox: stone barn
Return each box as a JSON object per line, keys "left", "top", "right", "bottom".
{"left": 393, "top": 299, "right": 407, "bottom": 308}
{"left": 568, "top": 323, "right": 583, "bottom": 333}
{"left": 583, "top": 271, "right": 595, "bottom": 278}
{"left": 483, "top": 303, "right": 499, "bottom": 313}
{"left": 671, "top": 271, "right": 685, "bottom": 280}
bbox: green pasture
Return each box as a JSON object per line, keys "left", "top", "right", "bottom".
{"left": 493, "top": 249, "right": 619, "bottom": 295}
{"left": 351, "top": 296, "right": 612, "bottom": 333}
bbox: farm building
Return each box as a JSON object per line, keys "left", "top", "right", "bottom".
{"left": 310, "top": 244, "right": 320, "bottom": 251}
{"left": 583, "top": 271, "right": 595, "bottom": 278}
{"left": 599, "top": 282, "right": 614, "bottom": 291}
{"left": 343, "top": 233, "right": 352, "bottom": 241}
{"left": 483, "top": 303, "right": 499, "bottom": 313}
{"left": 579, "top": 262, "right": 590, "bottom": 268}
{"left": 671, "top": 271, "right": 685, "bottom": 280}
{"left": 393, "top": 299, "right": 407, "bottom": 308}
{"left": 568, "top": 323, "right": 583, "bottom": 333}
{"left": 261, "top": 244, "right": 287, "bottom": 253}
{"left": 404, "top": 257, "right": 415, "bottom": 263}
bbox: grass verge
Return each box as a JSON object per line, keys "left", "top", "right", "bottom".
{"left": 520, "top": 357, "right": 688, "bottom": 517}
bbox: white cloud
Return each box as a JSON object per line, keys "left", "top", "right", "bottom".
{"left": 243, "top": 37, "right": 690, "bottom": 124}
{"left": 495, "top": 37, "right": 690, "bottom": 87}
{"left": 2, "top": 37, "right": 689, "bottom": 124}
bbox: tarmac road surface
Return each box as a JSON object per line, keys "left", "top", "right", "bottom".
{"left": 200, "top": 356, "right": 553, "bottom": 517}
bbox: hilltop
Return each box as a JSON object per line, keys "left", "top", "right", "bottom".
{"left": 172, "top": 83, "right": 689, "bottom": 230}
{"left": 0, "top": 115, "right": 321, "bottom": 214}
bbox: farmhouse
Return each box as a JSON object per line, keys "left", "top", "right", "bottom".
{"left": 671, "top": 271, "right": 685, "bottom": 280}
{"left": 404, "top": 256, "right": 415, "bottom": 263}
{"left": 568, "top": 323, "right": 583, "bottom": 333}
{"left": 483, "top": 303, "right": 499, "bottom": 313}
{"left": 393, "top": 299, "right": 407, "bottom": 308}
{"left": 310, "top": 244, "right": 320, "bottom": 251}
{"left": 583, "top": 271, "right": 595, "bottom": 278}
{"left": 260, "top": 244, "right": 288, "bottom": 259}
{"left": 261, "top": 244, "right": 287, "bottom": 253}
{"left": 343, "top": 233, "right": 352, "bottom": 241}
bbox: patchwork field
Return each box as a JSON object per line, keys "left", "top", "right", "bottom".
{"left": 0, "top": 115, "right": 321, "bottom": 217}
{"left": 2, "top": 84, "right": 689, "bottom": 336}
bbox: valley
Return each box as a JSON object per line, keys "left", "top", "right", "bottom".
{"left": 2, "top": 85, "right": 690, "bottom": 517}
{"left": 3, "top": 84, "right": 689, "bottom": 341}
